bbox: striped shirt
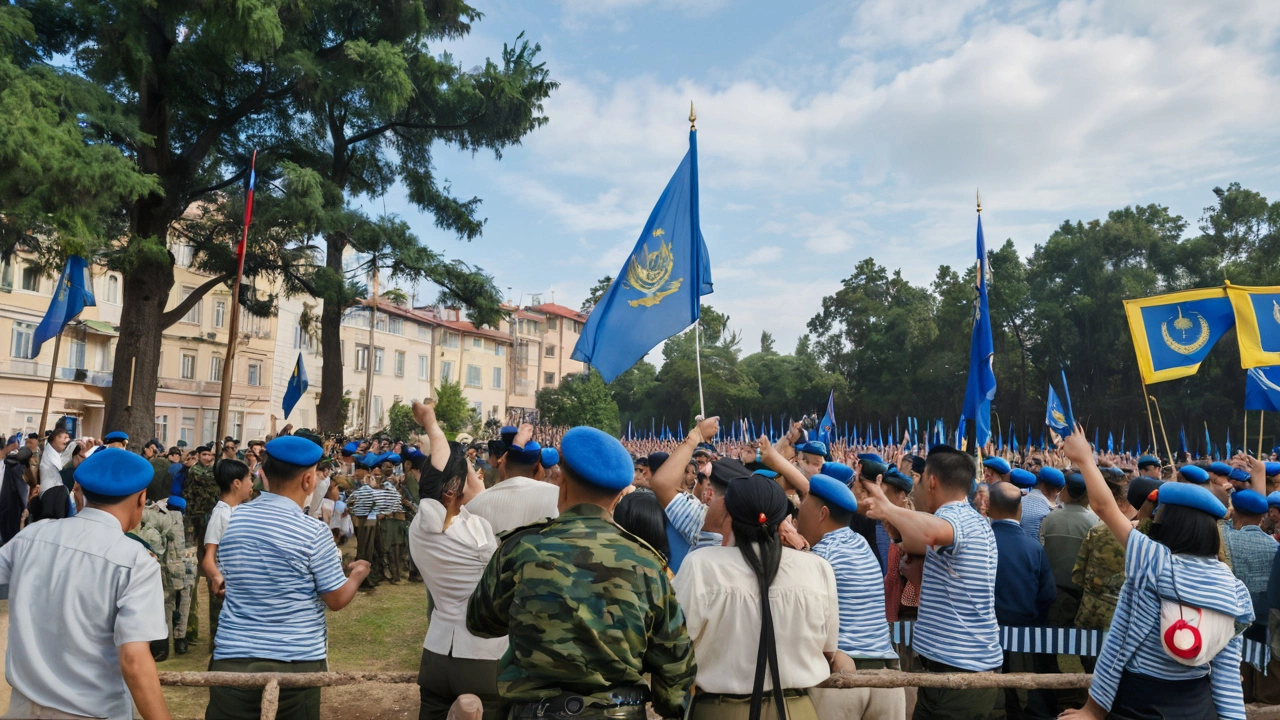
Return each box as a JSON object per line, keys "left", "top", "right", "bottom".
{"left": 663, "top": 492, "right": 706, "bottom": 573}
{"left": 375, "top": 483, "right": 404, "bottom": 515}
{"left": 912, "top": 500, "right": 1003, "bottom": 671}
{"left": 1021, "top": 489, "right": 1052, "bottom": 541}
{"left": 213, "top": 492, "right": 347, "bottom": 662}
{"left": 812, "top": 527, "right": 897, "bottom": 659}
{"left": 348, "top": 484, "right": 377, "bottom": 518}
{"left": 1089, "top": 529, "right": 1252, "bottom": 720}
{"left": 1222, "top": 524, "right": 1278, "bottom": 623}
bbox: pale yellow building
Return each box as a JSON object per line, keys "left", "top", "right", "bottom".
{"left": 529, "top": 303, "right": 589, "bottom": 390}
{"left": 422, "top": 307, "right": 513, "bottom": 426}
{"left": 506, "top": 306, "right": 545, "bottom": 419}
{"left": 340, "top": 299, "right": 437, "bottom": 433}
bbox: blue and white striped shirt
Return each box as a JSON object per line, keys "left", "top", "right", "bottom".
{"left": 812, "top": 527, "right": 897, "bottom": 660}
{"left": 213, "top": 492, "right": 347, "bottom": 662}
{"left": 348, "top": 484, "right": 376, "bottom": 518}
{"left": 912, "top": 501, "right": 1003, "bottom": 671}
{"left": 663, "top": 492, "right": 706, "bottom": 574}
{"left": 1089, "top": 529, "right": 1252, "bottom": 720}
{"left": 1021, "top": 489, "right": 1052, "bottom": 541}
{"left": 375, "top": 483, "right": 404, "bottom": 515}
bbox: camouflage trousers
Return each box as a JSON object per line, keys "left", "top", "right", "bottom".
{"left": 354, "top": 517, "right": 382, "bottom": 587}
{"left": 379, "top": 518, "right": 407, "bottom": 583}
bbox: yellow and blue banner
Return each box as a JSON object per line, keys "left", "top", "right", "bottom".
{"left": 1123, "top": 287, "right": 1235, "bottom": 385}
{"left": 1225, "top": 283, "right": 1280, "bottom": 369}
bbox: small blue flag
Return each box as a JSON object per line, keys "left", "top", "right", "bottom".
{"left": 1226, "top": 426, "right": 1232, "bottom": 458}
{"left": 1204, "top": 425, "right": 1212, "bottom": 459}
{"left": 1245, "top": 366, "right": 1280, "bottom": 412}
{"left": 1107, "top": 432, "right": 1114, "bottom": 454}
{"left": 817, "top": 390, "right": 836, "bottom": 447}
{"left": 961, "top": 213, "right": 997, "bottom": 447}
{"left": 1178, "top": 425, "right": 1188, "bottom": 454}
{"left": 282, "top": 352, "right": 308, "bottom": 419}
{"left": 1045, "top": 384, "right": 1071, "bottom": 439}
{"left": 30, "top": 255, "right": 96, "bottom": 358}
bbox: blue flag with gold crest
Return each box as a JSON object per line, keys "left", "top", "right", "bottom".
{"left": 1045, "top": 384, "right": 1071, "bottom": 440}
{"left": 282, "top": 352, "right": 308, "bottom": 419}
{"left": 572, "top": 129, "right": 713, "bottom": 382}
{"left": 1226, "top": 284, "right": 1280, "bottom": 368}
{"left": 1245, "top": 366, "right": 1280, "bottom": 412}
{"left": 31, "top": 255, "right": 96, "bottom": 358}
{"left": 1123, "top": 287, "right": 1235, "bottom": 384}
{"left": 961, "top": 213, "right": 996, "bottom": 447}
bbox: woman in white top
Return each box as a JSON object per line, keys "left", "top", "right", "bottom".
{"left": 674, "top": 472, "right": 840, "bottom": 720}
{"left": 406, "top": 399, "right": 501, "bottom": 720}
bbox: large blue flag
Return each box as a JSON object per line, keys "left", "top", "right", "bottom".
{"left": 817, "top": 390, "right": 836, "bottom": 447}
{"left": 1124, "top": 287, "right": 1234, "bottom": 384}
{"left": 961, "top": 213, "right": 996, "bottom": 447}
{"left": 1245, "top": 366, "right": 1280, "bottom": 412}
{"left": 572, "top": 129, "right": 713, "bottom": 382}
{"left": 282, "top": 352, "right": 309, "bottom": 419}
{"left": 31, "top": 255, "right": 96, "bottom": 358}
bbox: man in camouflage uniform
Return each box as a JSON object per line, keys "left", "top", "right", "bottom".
{"left": 184, "top": 445, "right": 218, "bottom": 642}
{"left": 173, "top": 544, "right": 197, "bottom": 654}
{"left": 468, "top": 427, "right": 695, "bottom": 720}
{"left": 137, "top": 499, "right": 186, "bottom": 661}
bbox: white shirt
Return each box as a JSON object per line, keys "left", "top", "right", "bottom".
{"left": 205, "top": 500, "right": 232, "bottom": 546}
{"left": 407, "top": 499, "right": 508, "bottom": 660}
{"left": 674, "top": 545, "right": 839, "bottom": 694}
{"left": 0, "top": 509, "right": 167, "bottom": 720}
{"left": 305, "top": 476, "right": 331, "bottom": 518}
{"left": 38, "top": 441, "right": 72, "bottom": 495}
{"left": 464, "top": 476, "right": 559, "bottom": 536}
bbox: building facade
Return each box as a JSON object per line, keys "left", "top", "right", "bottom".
{"left": 529, "top": 303, "right": 589, "bottom": 390}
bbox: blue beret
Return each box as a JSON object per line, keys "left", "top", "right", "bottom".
{"left": 404, "top": 447, "right": 425, "bottom": 461}
{"left": 74, "top": 448, "right": 152, "bottom": 496}
{"left": 507, "top": 441, "right": 542, "bottom": 466}
{"left": 1265, "top": 462, "right": 1280, "bottom": 477}
{"left": 752, "top": 468, "right": 778, "bottom": 479}
{"left": 1228, "top": 468, "right": 1250, "bottom": 483}
{"left": 821, "top": 462, "right": 855, "bottom": 484}
{"left": 983, "top": 457, "right": 1011, "bottom": 475}
{"left": 342, "top": 441, "right": 360, "bottom": 455}
{"left": 798, "top": 441, "right": 828, "bottom": 457}
{"left": 856, "top": 453, "right": 884, "bottom": 465}
{"left": 1207, "top": 462, "right": 1233, "bottom": 476}
{"left": 1268, "top": 491, "right": 1280, "bottom": 509}
{"left": 541, "top": 447, "right": 560, "bottom": 467}
{"left": 1178, "top": 465, "right": 1210, "bottom": 484}
{"left": 266, "top": 436, "right": 324, "bottom": 467}
{"left": 104, "top": 431, "right": 129, "bottom": 443}
{"left": 167, "top": 495, "right": 187, "bottom": 511}
{"left": 1065, "top": 472, "right": 1086, "bottom": 493}
{"left": 561, "top": 427, "right": 633, "bottom": 491}
{"left": 6, "top": 434, "right": 22, "bottom": 446}
{"left": 883, "top": 467, "right": 914, "bottom": 493}
{"left": 1009, "top": 468, "right": 1037, "bottom": 488}
{"left": 1038, "top": 467, "right": 1065, "bottom": 488}
{"left": 383, "top": 453, "right": 402, "bottom": 466}
{"left": 1137, "top": 455, "right": 1161, "bottom": 469}
{"left": 1158, "top": 481, "right": 1226, "bottom": 519}
{"left": 500, "top": 426, "right": 519, "bottom": 445}
{"left": 1233, "top": 489, "right": 1268, "bottom": 515}
{"left": 808, "top": 473, "right": 858, "bottom": 514}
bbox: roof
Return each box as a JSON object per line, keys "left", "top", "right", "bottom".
{"left": 513, "top": 309, "right": 546, "bottom": 321}
{"left": 530, "top": 303, "right": 587, "bottom": 322}
{"left": 434, "top": 318, "right": 511, "bottom": 345}
{"left": 82, "top": 320, "right": 118, "bottom": 336}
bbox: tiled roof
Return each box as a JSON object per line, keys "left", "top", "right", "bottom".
{"left": 530, "top": 303, "right": 587, "bottom": 322}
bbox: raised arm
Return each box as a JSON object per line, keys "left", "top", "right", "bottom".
{"left": 1063, "top": 424, "right": 1130, "bottom": 547}
{"left": 1235, "top": 453, "right": 1267, "bottom": 496}
{"left": 461, "top": 454, "right": 484, "bottom": 505}
{"left": 652, "top": 416, "right": 719, "bottom": 509}
{"left": 859, "top": 475, "right": 954, "bottom": 556}
{"left": 759, "top": 435, "right": 809, "bottom": 498}
{"left": 412, "top": 400, "right": 449, "bottom": 472}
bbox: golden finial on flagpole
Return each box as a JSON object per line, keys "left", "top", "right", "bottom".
{"left": 976, "top": 188, "right": 983, "bottom": 214}
{"left": 689, "top": 101, "right": 697, "bottom": 131}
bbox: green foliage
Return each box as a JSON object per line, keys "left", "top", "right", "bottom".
{"left": 435, "top": 380, "right": 480, "bottom": 435}
{"left": 386, "top": 400, "right": 423, "bottom": 442}
{"left": 581, "top": 275, "right": 614, "bottom": 313}
{"left": 759, "top": 331, "right": 776, "bottom": 355}
{"left": 536, "top": 370, "right": 621, "bottom": 435}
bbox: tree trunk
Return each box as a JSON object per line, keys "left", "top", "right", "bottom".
{"left": 316, "top": 232, "right": 347, "bottom": 434}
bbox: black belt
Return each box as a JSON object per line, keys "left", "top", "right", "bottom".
{"left": 695, "top": 688, "right": 809, "bottom": 702}
{"left": 510, "top": 687, "right": 650, "bottom": 718}
{"left": 919, "top": 656, "right": 999, "bottom": 673}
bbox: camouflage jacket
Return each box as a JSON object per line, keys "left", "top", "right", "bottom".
{"left": 139, "top": 503, "right": 186, "bottom": 591}
{"left": 467, "top": 504, "right": 695, "bottom": 717}
{"left": 1071, "top": 521, "right": 1125, "bottom": 630}
{"left": 185, "top": 463, "right": 219, "bottom": 534}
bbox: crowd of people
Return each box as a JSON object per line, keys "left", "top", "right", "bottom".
{"left": 0, "top": 405, "right": 1277, "bottom": 720}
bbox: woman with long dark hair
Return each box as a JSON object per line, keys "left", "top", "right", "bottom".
{"left": 675, "top": 473, "right": 839, "bottom": 720}
{"left": 1061, "top": 425, "right": 1253, "bottom": 720}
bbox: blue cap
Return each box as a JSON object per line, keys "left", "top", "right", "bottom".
{"left": 342, "top": 441, "right": 360, "bottom": 456}
{"left": 1038, "top": 467, "right": 1065, "bottom": 488}
{"left": 1266, "top": 462, "right": 1280, "bottom": 477}
{"left": 404, "top": 447, "right": 425, "bottom": 462}
{"left": 104, "top": 431, "right": 129, "bottom": 443}
{"left": 983, "top": 457, "right": 1011, "bottom": 475}
{"left": 74, "top": 448, "right": 153, "bottom": 497}
{"left": 808, "top": 473, "right": 858, "bottom": 514}
{"left": 752, "top": 468, "right": 778, "bottom": 479}
{"left": 266, "top": 436, "right": 324, "bottom": 467}
{"left": 541, "top": 447, "right": 560, "bottom": 467}
{"left": 1268, "top": 491, "right": 1280, "bottom": 509}
{"left": 5, "top": 434, "right": 22, "bottom": 446}
{"left": 561, "top": 426, "right": 633, "bottom": 491}
{"left": 1178, "top": 465, "right": 1210, "bottom": 484}
{"left": 798, "top": 441, "right": 828, "bottom": 457}
{"left": 507, "top": 441, "right": 542, "bottom": 466}
{"left": 1137, "top": 454, "right": 1161, "bottom": 469}
{"left": 383, "top": 453, "right": 402, "bottom": 466}
{"left": 1207, "top": 462, "right": 1233, "bottom": 476}
{"left": 1228, "top": 468, "right": 1250, "bottom": 484}
{"left": 821, "top": 462, "right": 855, "bottom": 484}
{"left": 500, "top": 426, "right": 519, "bottom": 447}
{"left": 1233, "top": 489, "right": 1268, "bottom": 515}
{"left": 1009, "top": 468, "right": 1037, "bottom": 488}
{"left": 1065, "top": 472, "right": 1086, "bottom": 494}
{"left": 167, "top": 495, "right": 187, "bottom": 511}
{"left": 883, "top": 467, "right": 914, "bottom": 493}
{"left": 856, "top": 453, "right": 884, "bottom": 465}
{"left": 1158, "top": 481, "right": 1226, "bottom": 519}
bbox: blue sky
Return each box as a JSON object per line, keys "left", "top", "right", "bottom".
{"left": 374, "top": 0, "right": 1280, "bottom": 357}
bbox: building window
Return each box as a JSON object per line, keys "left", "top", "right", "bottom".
{"left": 472, "top": 337, "right": 483, "bottom": 349}
{"left": 546, "top": 317, "right": 557, "bottom": 331}
{"left": 441, "top": 360, "right": 453, "bottom": 383}
{"left": 394, "top": 350, "right": 405, "bottom": 378}
{"left": 155, "top": 414, "right": 169, "bottom": 445}
{"left": 443, "top": 332, "right": 460, "bottom": 348}
{"left": 418, "top": 355, "right": 430, "bottom": 381}
{"left": 173, "top": 244, "right": 194, "bottom": 268}
{"left": 374, "top": 348, "right": 384, "bottom": 374}
{"left": 545, "top": 345, "right": 556, "bottom": 358}
{"left": 388, "top": 317, "right": 403, "bottom": 335}
{"left": 473, "top": 401, "right": 483, "bottom": 415}
{"left": 181, "top": 412, "right": 196, "bottom": 446}
{"left": 373, "top": 396, "right": 384, "bottom": 425}
{"left": 0, "top": 260, "right": 13, "bottom": 292}
{"left": 213, "top": 300, "right": 226, "bottom": 329}
{"left": 418, "top": 324, "right": 429, "bottom": 340}
{"left": 355, "top": 345, "right": 368, "bottom": 371}
{"left": 492, "top": 367, "right": 503, "bottom": 389}
{"left": 11, "top": 321, "right": 34, "bottom": 359}
{"left": 231, "top": 411, "right": 244, "bottom": 440}
{"left": 247, "top": 362, "right": 262, "bottom": 386}
{"left": 180, "top": 352, "right": 196, "bottom": 380}
{"left": 570, "top": 320, "right": 583, "bottom": 334}
{"left": 95, "top": 341, "right": 114, "bottom": 372}
{"left": 201, "top": 409, "right": 217, "bottom": 445}
{"left": 544, "top": 372, "right": 556, "bottom": 386}
{"left": 210, "top": 355, "right": 224, "bottom": 382}
{"left": 495, "top": 344, "right": 506, "bottom": 357}
{"left": 465, "top": 364, "right": 481, "bottom": 388}
{"left": 69, "top": 339, "right": 86, "bottom": 370}
{"left": 106, "top": 275, "right": 120, "bottom": 304}
{"left": 180, "top": 286, "right": 201, "bottom": 324}
{"left": 375, "top": 313, "right": 387, "bottom": 332}
{"left": 20, "top": 266, "right": 41, "bottom": 293}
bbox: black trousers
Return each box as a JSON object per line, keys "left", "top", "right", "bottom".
{"left": 206, "top": 657, "right": 327, "bottom": 720}
{"left": 1107, "top": 670, "right": 1216, "bottom": 720}
{"left": 36, "top": 485, "right": 70, "bottom": 520}
{"left": 417, "top": 648, "right": 504, "bottom": 720}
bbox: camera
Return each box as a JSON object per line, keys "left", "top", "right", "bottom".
{"left": 799, "top": 414, "right": 819, "bottom": 431}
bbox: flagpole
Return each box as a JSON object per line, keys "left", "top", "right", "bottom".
{"left": 1141, "top": 385, "right": 1159, "bottom": 461}
{"left": 364, "top": 268, "right": 379, "bottom": 436}
{"left": 1149, "top": 393, "right": 1173, "bottom": 468}
{"left": 689, "top": 102, "right": 706, "bottom": 420}
{"left": 1244, "top": 411, "right": 1249, "bottom": 458}
{"left": 38, "top": 329, "right": 65, "bottom": 433}
{"left": 215, "top": 150, "right": 256, "bottom": 444}
{"left": 1258, "top": 411, "right": 1265, "bottom": 457}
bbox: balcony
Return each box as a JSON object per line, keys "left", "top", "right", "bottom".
{"left": 514, "top": 378, "right": 533, "bottom": 396}
{"left": 0, "top": 359, "right": 113, "bottom": 387}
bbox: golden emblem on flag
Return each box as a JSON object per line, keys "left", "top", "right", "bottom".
{"left": 623, "top": 228, "right": 683, "bottom": 308}
{"left": 1160, "top": 306, "right": 1210, "bottom": 356}
{"left": 1051, "top": 409, "right": 1066, "bottom": 425}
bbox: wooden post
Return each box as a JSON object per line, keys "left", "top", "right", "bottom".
{"left": 215, "top": 277, "right": 244, "bottom": 443}
{"left": 1142, "top": 385, "right": 1159, "bottom": 460}
{"left": 38, "top": 329, "right": 64, "bottom": 433}
{"left": 363, "top": 270, "right": 378, "bottom": 437}
{"left": 1259, "top": 411, "right": 1265, "bottom": 458}
{"left": 260, "top": 678, "right": 279, "bottom": 720}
